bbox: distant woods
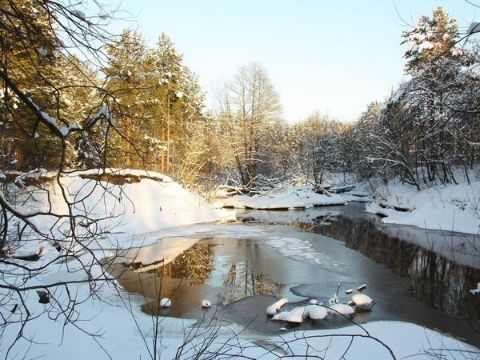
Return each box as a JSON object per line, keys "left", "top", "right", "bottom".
{"left": 1, "top": 3, "right": 479, "bottom": 189}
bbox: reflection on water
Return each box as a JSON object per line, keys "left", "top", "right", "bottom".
{"left": 108, "top": 239, "right": 283, "bottom": 317}
{"left": 155, "top": 242, "right": 214, "bottom": 285}
{"left": 222, "top": 261, "right": 282, "bottom": 304}
{"left": 106, "top": 223, "right": 480, "bottom": 344}
{"left": 294, "top": 211, "right": 480, "bottom": 321}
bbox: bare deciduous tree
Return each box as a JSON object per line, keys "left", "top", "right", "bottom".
{"left": 218, "top": 63, "right": 281, "bottom": 187}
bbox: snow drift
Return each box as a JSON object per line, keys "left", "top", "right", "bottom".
{"left": 367, "top": 180, "right": 480, "bottom": 234}
{"left": 9, "top": 169, "right": 227, "bottom": 250}
{"left": 217, "top": 186, "right": 348, "bottom": 210}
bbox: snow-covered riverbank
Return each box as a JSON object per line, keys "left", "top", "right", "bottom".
{"left": 1, "top": 170, "right": 478, "bottom": 359}
{"left": 366, "top": 180, "right": 480, "bottom": 234}
{"left": 215, "top": 176, "right": 480, "bottom": 235}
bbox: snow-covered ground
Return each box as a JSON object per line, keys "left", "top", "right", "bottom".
{"left": 367, "top": 179, "right": 480, "bottom": 234}
{"left": 12, "top": 313, "right": 478, "bottom": 360}
{"left": 214, "top": 173, "right": 480, "bottom": 236}
{"left": 215, "top": 185, "right": 368, "bottom": 210}
{"left": 1, "top": 170, "right": 478, "bottom": 359}
{"left": 0, "top": 169, "right": 232, "bottom": 358}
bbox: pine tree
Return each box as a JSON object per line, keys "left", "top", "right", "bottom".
{"left": 104, "top": 29, "right": 157, "bottom": 168}
{"left": 153, "top": 33, "right": 205, "bottom": 176}
{"left": 0, "top": 0, "right": 104, "bottom": 170}
{"left": 400, "top": 7, "right": 475, "bottom": 184}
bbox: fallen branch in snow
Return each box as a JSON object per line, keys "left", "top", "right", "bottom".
{"left": 329, "top": 185, "right": 355, "bottom": 194}
{"left": 378, "top": 201, "right": 412, "bottom": 213}
{"left": 314, "top": 184, "right": 333, "bottom": 197}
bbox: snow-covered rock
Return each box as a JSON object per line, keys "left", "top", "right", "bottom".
{"left": 329, "top": 304, "right": 355, "bottom": 316}
{"left": 352, "top": 294, "right": 373, "bottom": 305}
{"left": 160, "top": 298, "right": 171, "bottom": 307}
{"left": 351, "top": 294, "right": 374, "bottom": 311}
{"left": 308, "top": 305, "right": 328, "bottom": 320}
{"left": 285, "top": 312, "right": 303, "bottom": 324}
{"left": 272, "top": 311, "right": 291, "bottom": 321}
{"left": 266, "top": 298, "right": 288, "bottom": 316}
{"left": 470, "top": 283, "right": 480, "bottom": 295}
{"left": 357, "top": 284, "right": 367, "bottom": 291}
{"left": 291, "top": 306, "right": 310, "bottom": 319}
{"left": 272, "top": 310, "right": 304, "bottom": 323}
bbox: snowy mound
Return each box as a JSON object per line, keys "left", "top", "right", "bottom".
{"left": 12, "top": 169, "right": 226, "bottom": 247}
{"left": 366, "top": 181, "right": 480, "bottom": 234}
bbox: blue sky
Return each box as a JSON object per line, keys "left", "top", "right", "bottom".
{"left": 112, "top": 1, "right": 477, "bottom": 122}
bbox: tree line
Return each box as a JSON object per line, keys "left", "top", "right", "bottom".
{"left": 1, "top": 3, "right": 478, "bottom": 190}
{"left": 209, "top": 7, "right": 480, "bottom": 190}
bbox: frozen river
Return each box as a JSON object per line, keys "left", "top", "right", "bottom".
{"left": 109, "top": 203, "right": 480, "bottom": 347}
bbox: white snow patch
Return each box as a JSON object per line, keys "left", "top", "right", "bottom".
{"left": 471, "top": 283, "right": 480, "bottom": 295}
{"left": 12, "top": 169, "right": 230, "bottom": 250}
{"left": 218, "top": 186, "right": 347, "bottom": 210}
{"left": 366, "top": 181, "right": 480, "bottom": 234}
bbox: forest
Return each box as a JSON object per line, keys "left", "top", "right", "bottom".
{"left": 1, "top": 4, "right": 478, "bottom": 191}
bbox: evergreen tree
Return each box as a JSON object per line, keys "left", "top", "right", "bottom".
{"left": 153, "top": 33, "right": 205, "bottom": 176}
{"left": 104, "top": 29, "right": 157, "bottom": 168}
{"left": 399, "top": 7, "right": 476, "bottom": 183}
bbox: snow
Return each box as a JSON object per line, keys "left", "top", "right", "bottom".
{"left": 308, "top": 305, "right": 328, "bottom": 320}
{"left": 0, "top": 170, "right": 235, "bottom": 358}
{"left": 268, "top": 321, "right": 477, "bottom": 360}
{"left": 201, "top": 299, "right": 211, "bottom": 308}
{"left": 266, "top": 297, "right": 289, "bottom": 315}
{"left": 97, "top": 104, "right": 112, "bottom": 122}
{"left": 284, "top": 312, "right": 303, "bottom": 323}
{"left": 291, "top": 305, "right": 310, "bottom": 318}
{"left": 263, "top": 235, "right": 339, "bottom": 265}
{"left": 40, "top": 111, "right": 78, "bottom": 136}
{"left": 271, "top": 304, "right": 329, "bottom": 322}
{"left": 357, "top": 284, "right": 367, "bottom": 291}
{"left": 471, "top": 283, "right": 480, "bottom": 295}
{"left": 160, "top": 298, "right": 172, "bottom": 307}
{"left": 329, "top": 303, "right": 355, "bottom": 316}
{"left": 366, "top": 180, "right": 480, "bottom": 234}
{"left": 37, "top": 47, "right": 48, "bottom": 56}
{"left": 14, "top": 169, "right": 230, "bottom": 250}
{"left": 272, "top": 311, "right": 291, "bottom": 321}
{"left": 217, "top": 186, "right": 348, "bottom": 210}
{"left": 2, "top": 171, "right": 479, "bottom": 358}
{"left": 14, "top": 167, "right": 47, "bottom": 186}
{"left": 352, "top": 294, "right": 373, "bottom": 306}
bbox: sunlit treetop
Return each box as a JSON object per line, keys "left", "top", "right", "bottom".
{"left": 402, "top": 7, "right": 472, "bottom": 73}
